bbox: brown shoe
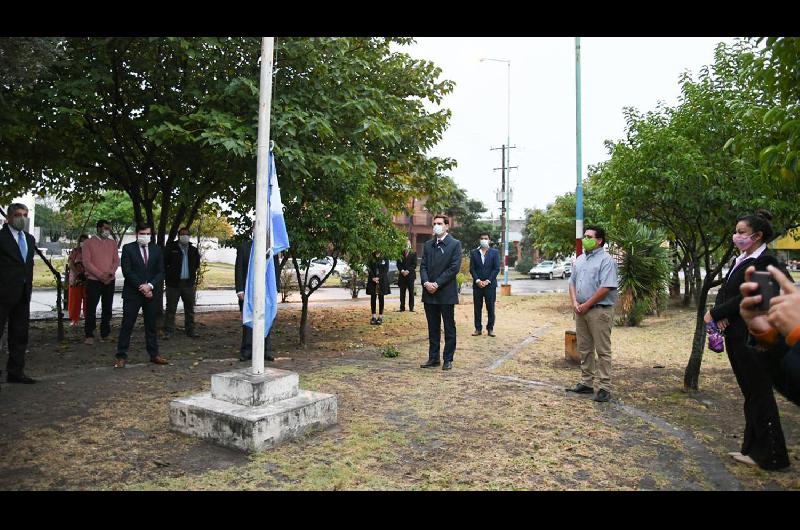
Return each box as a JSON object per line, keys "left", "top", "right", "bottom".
{"left": 114, "top": 359, "right": 126, "bottom": 369}
{"left": 471, "top": 330, "right": 482, "bottom": 336}
{"left": 150, "top": 356, "right": 169, "bottom": 365}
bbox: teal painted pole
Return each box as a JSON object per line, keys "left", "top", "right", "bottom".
{"left": 575, "top": 37, "right": 584, "bottom": 257}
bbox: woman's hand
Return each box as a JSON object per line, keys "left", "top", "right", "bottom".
{"left": 704, "top": 310, "right": 713, "bottom": 324}
{"left": 766, "top": 265, "right": 800, "bottom": 336}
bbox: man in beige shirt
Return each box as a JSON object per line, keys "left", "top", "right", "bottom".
{"left": 81, "top": 219, "right": 120, "bottom": 344}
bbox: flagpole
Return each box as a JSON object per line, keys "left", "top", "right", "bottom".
{"left": 252, "top": 37, "right": 275, "bottom": 376}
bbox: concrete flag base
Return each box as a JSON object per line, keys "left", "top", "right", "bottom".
{"left": 170, "top": 367, "right": 337, "bottom": 452}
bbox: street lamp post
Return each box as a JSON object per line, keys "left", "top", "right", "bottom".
{"left": 575, "top": 37, "right": 583, "bottom": 257}
{"left": 480, "top": 57, "right": 512, "bottom": 285}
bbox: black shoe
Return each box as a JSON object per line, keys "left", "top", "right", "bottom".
{"left": 370, "top": 317, "right": 377, "bottom": 325}
{"left": 265, "top": 355, "right": 275, "bottom": 362}
{"left": 420, "top": 360, "right": 441, "bottom": 368}
{"left": 472, "top": 330, "right": 482, "bottom": 336}
{"left": 593, "top": 389, "right": 611, "bottom": 402}
{"left": 487, "top": 330, "right": 496, "bottom": 337}
{"left": 442, "top": 361, "right": 452, "bottom": 371}
{"left": 398, "top": 309, "right": 406, "bottom": 312}
{"left": 162, "top": 332, "right": 172, "bottom": 341}
{"left": 186, "top": 332, "right": 200, "bottom": 338}
{"left": 239, "top": 354, "right": 251, "bottom": 362}
{"left": 7, "top": 374, "right": 36, "bottom": 384}
{"left": 409, "top": 308, "right": 415, "bottom": 312}
{"left": 566, "top": 383, "right": 594, "bottom": 394}
{"left": 376, "top": 317, "right": 383, "bottom": 325}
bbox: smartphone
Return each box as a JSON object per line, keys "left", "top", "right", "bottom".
{"left": 752, "top": 271, "right": 780, "bottom": 311}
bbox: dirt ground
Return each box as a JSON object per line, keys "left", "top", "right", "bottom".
{"left": 1, "top": 294, "right": 799, "bottom": 490}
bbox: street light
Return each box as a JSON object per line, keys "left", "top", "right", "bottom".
{"left": 480, "top": 57, "right": 512, "bottom": 286}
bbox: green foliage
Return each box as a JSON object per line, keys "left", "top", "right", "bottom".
{"left": 515, "top": 253, "right": 533, "bottom": 274}
{"left": 380, "top": 345, "right": 400, "bottom": 358}
{"left": 613, "top": 221, "right": 672, "bottom": 327}
{"left": 440, "top": 185, "right": 500, "bottom": 252}
{"left": 522, "top": 189, "right": 603, "bottom": 260}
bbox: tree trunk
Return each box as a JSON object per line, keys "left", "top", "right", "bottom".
{"left": 682, "top": 264, "right": 692, "bottom": 306}
{"left": 299, "top": 293, "right": 309, "bottom": 348}
{"left": 683, "top": 275, "right": 714, "bottom": 392}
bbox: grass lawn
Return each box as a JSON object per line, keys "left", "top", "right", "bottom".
{"left": 32, "top": 256, "right": 66, "bottom": 288}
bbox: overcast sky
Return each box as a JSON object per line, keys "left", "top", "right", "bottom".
{"left": 406, "top": 37, "right": 738, "bottom": 220}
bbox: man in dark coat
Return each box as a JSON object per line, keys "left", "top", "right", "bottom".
{"left": 163, "top": 227, "right": 201, "bottom": 338}
{"left": 419, "top": 214, "right": 462, "bottom": 371}
{"left": 234, "top": 239, "right": 279, "bottom": 362}
{"left": 396, "top": 239, "right": 417, "bottom": 312}
{"left": 0, "top": 203, "right": 37, "bottom": 384}
{"left": 114, "top": 223, "right": 168, "bottom": 368}
{"left": 469, "top": 232, "right": 501, "bottom": 337}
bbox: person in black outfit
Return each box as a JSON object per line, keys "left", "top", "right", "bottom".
{"left": 366, "top": 251, "right": 390, "bottom": 325}
{"left": 739, "top": 264, "right": 800, "bottom": 408}
{"left": 163, "top": 227, "right": 201, "bottom": 339}
{"left": 234, "top": 239, "right": 278, "bottom": 362}
{"left": 396, "top": 239, "right": 417, "bottom": 312}
{"left": 469, "top": 232, "right": 501, "bottom": 337}
{"left": 420, "top": 214, "right": 462, "bottom": 371}
{"left": 115, "top": 223, "right": 168, "bottom": 368}
{"left": 705, "top": 209, "right": 791, "bottom": 470}
{"left": 0, "top": 203, "right": 37, "bottom": 384}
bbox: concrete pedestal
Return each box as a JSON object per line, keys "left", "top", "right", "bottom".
{"left": 170, "top": 367, "right": 337, "bottom": 452}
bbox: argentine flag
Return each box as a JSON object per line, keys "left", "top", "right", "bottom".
{"left": 243, "top": 150, "right": 290, "bottom": 336}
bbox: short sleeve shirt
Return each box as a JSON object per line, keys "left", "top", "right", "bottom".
{"left": 569, "top": 248, "right": 618, "bottom": 305}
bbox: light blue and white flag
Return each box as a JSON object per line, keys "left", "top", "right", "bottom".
{"left": 243, "top": 150, "right": 290, "bottom": 336}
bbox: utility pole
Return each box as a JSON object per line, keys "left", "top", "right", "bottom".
{"left": 575, "top": 36, "right": 584, "bottom": 257}
{"left": 492, "top": 144, "right": 517, "bottom": 282}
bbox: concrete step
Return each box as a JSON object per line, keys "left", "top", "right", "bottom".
{"left": 211, "top": 367, "right": 298, "bottom": 407}
{"left": 170, "top": 390, "right": 337, "bottom": 452}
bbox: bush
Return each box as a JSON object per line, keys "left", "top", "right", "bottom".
{"left": 515, "top": 253, "right": 533, "bottom": 274}
{"left": 381, "top": 345, "right": 400, "bottom": 358}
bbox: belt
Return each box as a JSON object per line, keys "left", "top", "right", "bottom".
{"left": 591, "top": 304, "right": 612, "bottom": 309}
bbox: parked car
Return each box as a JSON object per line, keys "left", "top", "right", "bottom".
{"left": 563, "top": 262, "right": 572, "bottom": 278}
{"left": 529, "top": 260, "right": 566, "bottom": 280}
{"left": 341, "top": 261, "right": 399, "bottom": 289}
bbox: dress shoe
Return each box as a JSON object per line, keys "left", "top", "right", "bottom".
{"left": 487, "top": 330, "right": 496, "bottom": 337}
{"left": 99, "top": 336, "right": 111, "bottom": 343}
{"left": 566, "top": 383, "right": 594, "bottom": 394}
{"left": 409, "top": 309, "right": 415, "bottom": 312}
{"left": 114, "top": 359, "right": 127, "bottom": 369}
{"left": 162, "top": 332, "right": 172, "bottom": 341}
{"left": 472, "top": 330, "right": 482, "bottom": 336}
{"left": 398, "top": 309, "right": 406, "bottom": 312}
{"left": 266, "top": 355, "right": 275, "bottom": 362}
{"left": 7, "top": 374, "right": 36, "bottom": 384}
{"left": 370, "top": 317, "right": 377, "bottom": 325}
{"left": 84, "top": 337, "right": 94, "bottom": 345}
{"left": 239, "top": 355, "right": 251, "bottom": 362}
{"left": 731, "top": 453, "right": 757, "bottom": 466}
{"left": 420, "top": 360, "right": 441, "bottom": 368}
{"left": 150, "top": 356, "right": 169, "bottom": 365}
{"left": 442, "top": 361, "right": 452, "bottom": 371}
{"left": 593, "top": 389, "right": 611, "bottom": 402}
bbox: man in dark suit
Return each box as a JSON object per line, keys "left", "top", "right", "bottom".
{"left": 234, "top": 239, "right": 278, "bottom": 362}
{"left": 0, "top": 203, "right": 37, "bottom": 384}
{"left": 163, "top": 227, "right": 201, "bottom": 339}
{"left": 396, "top": 239, "right": 417, "bottom": 312}
{"left": 470, "top": 232, "right": 501, "bottom": 337}
{"left": 420, "top": 214, "right": 462, "bottom": 371}
{"left": 114, "top": 223, "right": 168, "bottom": 368}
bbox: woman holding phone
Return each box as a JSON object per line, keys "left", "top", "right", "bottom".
{"left": 705, "top": 209, "right": 792, "bottom": 470}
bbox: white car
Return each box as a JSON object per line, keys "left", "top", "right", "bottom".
{"left": 298, "top": 256, "right": 350, "bottom": 290}
{"left": 529, "top": 260, "right": 566, "bottom": 280}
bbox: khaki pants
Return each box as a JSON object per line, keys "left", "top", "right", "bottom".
{"left": 575, "top": 305, "right": 613, "bottom": 391}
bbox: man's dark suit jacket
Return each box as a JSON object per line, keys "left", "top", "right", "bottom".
{"left": 164, "top": 241, "right": 201, "bottom": 287}
{"left": 0, "top": 224, "right": 36, "bottom": 304}
{"left": 420, "top": 234, "right": 462, "bottom": 305}
{"left": 396, "top": 250, "right": 417, "bottom": 283}
{"left": 235, "top": 240, "right": 280, "bottom": 294}
{"left": 469, "top": 247, "right": 501, "bottom": 288}
{"left": 120, "top": 241, "right": 165, "bottom": 300}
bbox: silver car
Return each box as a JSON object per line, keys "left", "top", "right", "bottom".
{"left": 529, "top": 260, "right": 566, "bottom": 280}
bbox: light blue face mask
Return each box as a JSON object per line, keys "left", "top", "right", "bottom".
{"left": 480, "top": 239, "right": 489, "bottom": 248}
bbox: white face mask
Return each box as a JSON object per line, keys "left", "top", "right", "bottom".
{"left": 433, "top": 224, "right": 444, "bottom": 236}
{"left": 179, "top": 235, "right": 190, "bottom": 245}
{"left": 11, "top": 216, "right": 26, "bottom": 231}
{"left": 480, "top": 239, "right": 489, "bottom": 248}
{"left": 137, "top": 235, "right": 150, "bottom": 246}
{"left": 100, "top": 229, "right": 111, "bottom": 239}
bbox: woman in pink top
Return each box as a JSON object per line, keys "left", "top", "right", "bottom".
{"left": 67, "top": 234, "right": 89, "bottom": 326}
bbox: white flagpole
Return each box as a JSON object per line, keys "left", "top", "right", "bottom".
{"left": 252, "top": 37, "right": 275, "bottom": 375}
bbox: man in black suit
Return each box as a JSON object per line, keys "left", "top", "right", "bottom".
{"left": 114, "top": 223, "right": 168, "bottom": 368}
{"left": 420, "top": 214, "right": 462, "bottom": 371}
{"left": 163, "top": 227, "right": 201, "bottom": 339}
{"left": 0, "top": 203, "right": 37, "bottom": 384}
{"left": 470, "top": 232, "right": 501, "bottom": 337}
{"left": 396, "top": 239, "right": 417, "bottom": 312}
{"left": 234, "top": 239, "right": 278, "bottom": 362}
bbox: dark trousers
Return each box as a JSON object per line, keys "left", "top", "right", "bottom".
{"left": 726, "top": 331, "right": 789, "bottom": 470}
{"left": 238, "top": 299, "right": 272, "bottom": 358}
{"left": 164, "top": 280, "right": 196, "bottom": 334}
{"left": 399, "top": 277, "right": 415, "bottom": 310}
{"left": 370, "top": 293, "right": 385, "bottom": 315}
{"left": 0, "top": 290, "right": 31, "bottom": 378}
{"left": 473, "top": 285, "right": 496, "bottom": 332}
{"left": 424, "top": 303, "right": 456, "bottom": 363}
{"left": 116, "top": 295, "right": 159, "bottom": 360}
{"left": 85, "top": 279, "right": 115, "bottom": 338}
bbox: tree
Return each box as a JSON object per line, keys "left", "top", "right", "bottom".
{"left": 440, "top": 185, "right": 500, "bottom": 252}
